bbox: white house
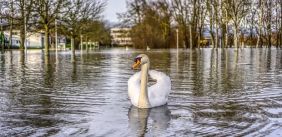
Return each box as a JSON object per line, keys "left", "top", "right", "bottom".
{"left": 3, "top": 30, "right": 66, "bottom": 49}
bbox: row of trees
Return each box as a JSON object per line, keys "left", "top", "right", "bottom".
{"left": 0, "top": 0, "right": 110, "bottom": 53}
{"left": 120, "top": 0, "right": 282, "bottom": 49}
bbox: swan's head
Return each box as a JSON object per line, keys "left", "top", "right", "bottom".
{"left": 132, "top": 54, "right": 150, "bottom": 69}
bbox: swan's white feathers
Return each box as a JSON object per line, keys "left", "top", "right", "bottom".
{"left": 128, "top": 70, "right": 171, "bottom": 108}
{"left": 148, "top": 70, "right": 171, "bottom": 107}
{"left": 128, "top": 72, "right": 141, "bottom": 106}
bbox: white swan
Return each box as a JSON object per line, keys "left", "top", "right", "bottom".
{"left": 128, "top": 54, "right": 171, "bottom": 108}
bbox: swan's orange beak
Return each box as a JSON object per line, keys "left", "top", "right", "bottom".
{"left": 132, "top": 60, "right": 141, "bottom": 69}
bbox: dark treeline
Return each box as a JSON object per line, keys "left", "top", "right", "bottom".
{"left": 119, "top": 0, "right": 282, "bottom": 49}
{"left": 0, "top": 0, "right": 110, "bottom": 53}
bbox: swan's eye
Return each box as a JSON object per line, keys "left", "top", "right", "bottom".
{"left": 134, "top": 57, "right": 142, "bottom": 63}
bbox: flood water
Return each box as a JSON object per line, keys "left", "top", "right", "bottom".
{"left": 0, "top": 48, "right": 282, "bottom": 137}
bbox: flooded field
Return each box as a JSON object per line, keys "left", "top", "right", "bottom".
{"left": 0, "top": 48, "right": 281, "bottom": 136}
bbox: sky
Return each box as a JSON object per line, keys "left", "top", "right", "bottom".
{"left": 104, "top": 0, "right": 127, "bottom": 23}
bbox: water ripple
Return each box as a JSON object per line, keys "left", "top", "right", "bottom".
{"left": 0, "top": 49, "right": 281, "bottom": 136}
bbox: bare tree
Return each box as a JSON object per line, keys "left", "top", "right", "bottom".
{"left": 8, "top": 0, "right": 14, "bottom": 49}
{"left": 280, "top": 0, "right": 282, "bottom": 48}
{"left": 172, "top": 0, "right": 219, "bottom": 48}
{"left": 1, "top": 0, "right": 40, "bottom": 50}
{"left": 274, "top": 0, "right": 280, "bottom": 47}
{"left": 0, "top": 0, "right": 6, "bottom": 50}
{"left": 256, "top": 0, "right": 265, "bottom": 48}
{"left": 172, "top": 0, "right": 191, "bottom": 48}
{"left": 225, "top": 0, "right": 250, "bottom": 48}
{"left": 34, "top": 0, "right": 68, "bottom": 53}
{"left": 62, "top": 0, "right": 105, "bottom": 54}
{"left": 206, "top": 0, "right": 216, "bottom": 48}
{"left": 197, "top": 1, "right": 206, "bottom": 48}
{"left": 17, "top": 0, "right": 35, "bottom": 49}
{"left": 120, "top": 0, "right": 172, "bottom": 49}
{"left": 266, "top": 0, "right": 272, "bottom": 47}
{"left": 0, "top": 0, "right": 15, "bottom": 49}
{"left": 151, "top": 0, "right": 172, "bottom": 48}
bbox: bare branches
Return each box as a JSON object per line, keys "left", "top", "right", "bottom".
{"left": 61, "top": 0, "right": 106, "bottom": 37}
{"left": 56, "top": 0, "right": 106, "bottom": 53}
{"left": 119, "top": 0, "right": 282, "bottom": 48}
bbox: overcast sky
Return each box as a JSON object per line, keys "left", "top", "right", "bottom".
{"left": 104, "top": 0, "right": 127, "bottom": 23}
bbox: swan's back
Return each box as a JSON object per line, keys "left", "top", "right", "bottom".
{"left": 128, "top": 70, "right": 171, "bottom": 108}
{"left": 148, "top": 70, "right": 171, "bottom": 107}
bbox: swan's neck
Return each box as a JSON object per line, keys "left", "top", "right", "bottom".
{"left": 138, "top": 63, "right": 150, "bottom": 108}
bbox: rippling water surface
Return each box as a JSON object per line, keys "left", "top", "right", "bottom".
{"left": 0, "top": 48, "right": 281, "bottom": 137}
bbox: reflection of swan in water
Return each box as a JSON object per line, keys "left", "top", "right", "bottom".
{"left": 128, "top": 105, "right": 171, "bottom": 136}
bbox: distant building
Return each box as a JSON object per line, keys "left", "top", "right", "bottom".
{"left": 110, "top": 28, "right": 132, "bottom": 46}
{"left": 3, "top": 30, "right": 66, "bottom": 49}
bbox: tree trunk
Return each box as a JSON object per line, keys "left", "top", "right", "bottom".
{"left": 80, "top": 35, "right": 83, "bottom": 50}
{"left": 242, "top": 33, "right": 245, "bottom": 48}
{"left": 221, "top": 24, "right": 226, "bottom": 48}
{"left": 267, "top": 31, "right": 271, "bottom": 48}
{"left": 257, "top": 0, "right": 263, "bottom": 48}
{"left": 256, "top": 34, "right": 260, "bottom": 48}
{"left": 197, "top": 31, "right": 201, "bottom": 48}
{"left": 189, "top": 25, "right": 193, "bottom": 49}
{"left": 44, "top": 25, "right": 50, "bottom": 52}
{"left": 8, "top": 0, "right": 14, "bottom": 49}
{"left": 225, "top": 9, "right": 228, "bottom": 48}
{"left": 275, "top": 3, "right": 279, "bottom": 48}
{"left": 280, "top": 33, "right": 282, "bottom": 48}
{"left": 71, "top": 36, "right": 75, "bottom": 54}
{"left": 191, "top": 0, "right": 198, "bottom": 49}
{"left": 267, "top": 0, "right": 272, "bottom": 48}
{"left": 197, "top": 13, "right": 201, "bottom": 49}
{"left": 210, "top": 32, "right": 215, "bottom": 48}
{"left": 225, "top": 32, "right": 228, "bottom": 48}
{"left": 208, "top": 4, "right": 215, "bottom": 48}
{"left": 278, "top": 33, "right": 280, "bottom": 48}
{"left": 267, "top": 25, "right": 272, "bottom": 48}
{"left": 9, "top": 22, "right": 13, "bottom": 49}
{"left": 209, "top": 16, "right": 215, "bottom": 48}
{"left": 233, "top": 26, "right": 238, "bottom": 49}
{"left": 86, "top": 37, "right": 89, "bottom": 50}
{"left": 214, "top": 4, "right": 218, "bottom": 48}
{"left": 250, "top": 17, "right": 254, "bottom": 47}
{"left": 280, "top": 0, "right": 282, "bottom": 48}
{"left": 20, "top": 28, "right": 25, "bottom": 49}
{"left": 215, "top": 26, "right": 218, "bottom": 48}
{"left": 183, "top": 26, "right": 189, "bottom": 48}
{"left": 1, "top": 32, "right": 3, "bottom": 51}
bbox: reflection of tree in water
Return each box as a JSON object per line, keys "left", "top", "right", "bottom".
{"left": 276, "top": 49, "right": 282, "bottom": 69}
{"left": 191, "top": 49, "right": 205, "bottom": 96}
{"left": 183, "top": 49, "right": 282, "bottom": 136}
{"left": 128, "top": 105, "right": 171, "bottom": 137}
{"left": 71, "top": 57, "right": 77, "bottom": 82}
{"left": 170, "top": 48, "right": 282, "bottom": 95}
{"left": 147, "top": 50, "right": 171, "bottom": 74}
{"left": 193, "top": 49, "right": 248, "bottom": 95}
{"left": 44, "top": 53, "right": 55, "bottom": 88}
{"left": 0, "top": 49, "right": 281, "bottom": 136}
{"left": 0, "top": 51, "right": 61, "bottom": 136}
{"left": 220, "top": 49, "right": 244, "bottom": 94}
{"left": 0, "top": 50, "right": 5, "bottom": 75}
{"left": 23, "top": 52, "right": 57, "bottom": 128}
{"left": 266, "top": 48, "right": 271, "bottom": 71}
